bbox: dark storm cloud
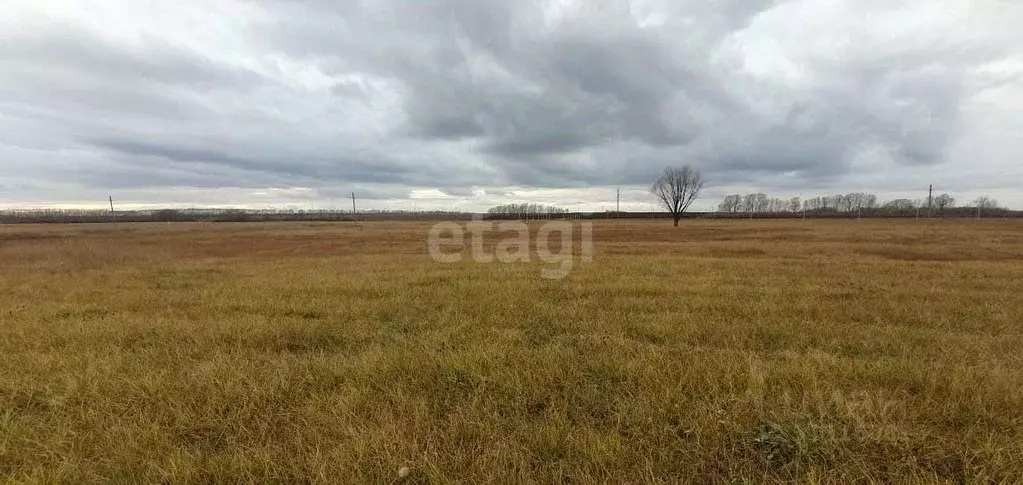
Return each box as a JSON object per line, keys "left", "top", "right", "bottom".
{"left": 267, "top": 0, "right": 725, "bottom": 160}
{"left": 91, "top": 138, "right": 427, "bottom": 187}
{"left": 254, "top": 0, "right": 1017, "bottom": 189}
{"left": 0, "top": 26, "right": 261, "bottom": 125}
{"left": 1, "top": 0, "right": 1021, "bottom": 208}
{"left": 0, "top": 27, "right": 260, "bottom": 89}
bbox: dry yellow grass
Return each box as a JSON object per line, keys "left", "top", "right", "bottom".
{"left": 1, "top": 219, "right": 1022, "bottom": 483}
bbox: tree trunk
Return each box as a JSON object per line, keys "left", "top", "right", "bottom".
{"left": 673, "top": 216, "right": 680, "bottom": 227}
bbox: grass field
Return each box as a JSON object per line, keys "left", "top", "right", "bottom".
{"left": 1, "top": 219, "right": 1022, "bottom": 483}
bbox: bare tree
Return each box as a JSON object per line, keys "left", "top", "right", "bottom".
{"left": 767, "top": 197, "right": 787, "bottom": 213}
{"left": 742, "top": 193, "right": 757, "bottom": 214}
{"left": 754, "top": 193, "right": 769, "bottom": 213}
{"left": 934, "top": 194, "right": 955, "bottom": 216}
{"left": 973, "top": 196, "right": 998, "bottom": 209}
{"left": 972, "top": 196, "right": 999, "bottom": 218}
{"left": 883, "top": 199, "right": 917, "bottom": 214}
{"left": 740, "top": 193, "right": 767, "bottom": 214}
{"left": 718, "top": 194, "right": 742, "bottom": 213}
{"left": 651, "top": 165, "right": 704, "bottom": 227}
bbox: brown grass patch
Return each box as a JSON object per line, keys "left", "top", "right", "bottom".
{"left": 1, "top": 219, "right": 1022, "bottom": 482}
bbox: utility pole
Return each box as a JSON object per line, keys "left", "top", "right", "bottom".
{"left": 351, "top": 192, "right": 357, "bottom": 225}
{"left": 927, "top": 184, "right": 933, "bottom": 218}
{"left": 616, "top": 188, "right": 620, "bottom": 223}
{"left": 109, "top": 195, "right": 114, "bottom": 212}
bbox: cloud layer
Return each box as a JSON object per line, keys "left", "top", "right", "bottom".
{"left": 2, "top": 0, "right": 1021, "bottom": 210}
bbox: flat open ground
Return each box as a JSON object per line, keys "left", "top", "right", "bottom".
{"left": 1, "top": 219, "right": 1022, "bottom": 483}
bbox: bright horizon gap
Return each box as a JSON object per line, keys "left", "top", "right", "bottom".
{"left": 1, "top": 185, "right": 1018, "bottom": 212}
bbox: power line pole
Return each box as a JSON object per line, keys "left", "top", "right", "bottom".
{"left": 616, "top": 188, "right": 620, "bottom": 223}
{"left": 927, "top": 184, "right": 933, "bottom": 218}
{"left": 351, "top": 192, "right": 357, "bottom": 225}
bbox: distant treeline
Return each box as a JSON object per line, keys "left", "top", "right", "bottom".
{"left": 0, "top": 207, "right": 590, "bottom": 224}
{"left": 0, "top": 208, "right": 470, "bottom": 224}
{"left": 1, "top": 205, "right": 1019, "bottom": 224}
{"left": 486, "top": 203, "right": 570, "bottom": 216}
{"left": 717, "top": 192, "right": 1010, "bottom": 217}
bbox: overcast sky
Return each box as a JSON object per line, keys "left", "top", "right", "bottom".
{"left": 2, "top": 0, "right": 1021, "bottom": 211}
